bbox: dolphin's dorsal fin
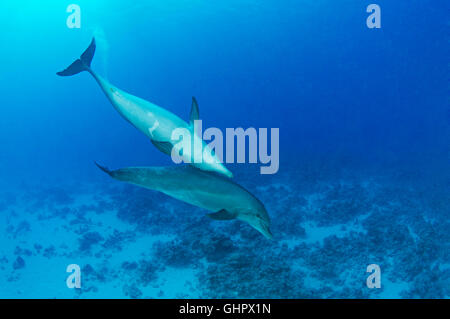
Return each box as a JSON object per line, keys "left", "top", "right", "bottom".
{"left": 151, "top": 140, "right": 173, "bottom": 155}
{"left": 189, "top": 97, "right": 200, "bottom": 126}
{"left": 207, "top": 209, "right": 237, "bottom": 220}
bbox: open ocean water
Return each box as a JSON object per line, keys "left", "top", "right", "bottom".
{"left": 0, "top": 0, "right": 448, "bottom": 298}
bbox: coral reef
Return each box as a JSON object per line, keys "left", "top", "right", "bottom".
{"left": 13, "top": 257, "right": 25, "bottom": 270}
{"left": 79, "top": 232, "right": 104, "bottom": 252}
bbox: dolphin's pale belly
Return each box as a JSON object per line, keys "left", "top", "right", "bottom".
{"left": 109, "top": 86, "right": 187, "bottom": 141}
{"left": 92, "top": 73, "right": 185, "bottom": 139}
{"left": 161, "top": 187, "right": 242, "bottom": 213}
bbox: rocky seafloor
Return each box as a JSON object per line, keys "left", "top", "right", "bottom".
{"left": 0, "top": 163, "right": 448, "bottom": 298}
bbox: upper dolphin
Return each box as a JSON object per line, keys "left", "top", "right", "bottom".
{"left": 57, "top": 38, "right": 233, "bottom": 178}
{"left": 95, "top": 163, "right": 272, "bottom": 239}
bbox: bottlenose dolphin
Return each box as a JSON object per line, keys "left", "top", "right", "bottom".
{"left": 57, "top": 38, "right": 233, "bottom": 178}
{"left": 95, "top": 163, "right": 272, "bottom": 239}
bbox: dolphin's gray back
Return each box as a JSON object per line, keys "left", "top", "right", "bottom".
{"left": 108, "top": 166, "right": 263, "bottom": 213}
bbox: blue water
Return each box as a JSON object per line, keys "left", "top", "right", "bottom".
{"left": 0, "top": 0, "right": 448, "bottom": 298}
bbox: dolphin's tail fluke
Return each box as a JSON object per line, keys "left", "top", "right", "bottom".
{"left": 95, "top": 162, "right": 134, "bottom": 183}
{"left": 57, "top": 38, "right": 96, "bottom": 76}
{"left": 94, "top": 162, "right": 112, "bottom": 176}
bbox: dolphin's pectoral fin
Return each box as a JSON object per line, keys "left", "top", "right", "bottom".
{"left": 207, "top": 209, "right": 237, "bottom": 220}
{"left": 151, "top": 139, "right": 174, "bottom": 155}
{"left": 189, "top": 96, "right": 200, "bottom": 125}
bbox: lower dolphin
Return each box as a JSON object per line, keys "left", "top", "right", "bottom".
{"left": 95, "top": 163, "right": 272, "bottom": 239}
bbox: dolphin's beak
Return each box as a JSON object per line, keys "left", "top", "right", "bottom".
{"left": 259, "top": 223, "right": 273, "bottom": 240}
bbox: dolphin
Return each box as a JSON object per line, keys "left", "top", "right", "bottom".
{"left": 57, "top": 38, "right": 233, "bottom": 178}
{"left": 95, "top": 163, "right": 272, "bottom": 239}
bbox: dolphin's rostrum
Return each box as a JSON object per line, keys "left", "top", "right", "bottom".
{"left": 95, "top": 163, "right": 273, "bottom": 239}
{"left": 57, "top": 38, "right": 233, "bottom": 178}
